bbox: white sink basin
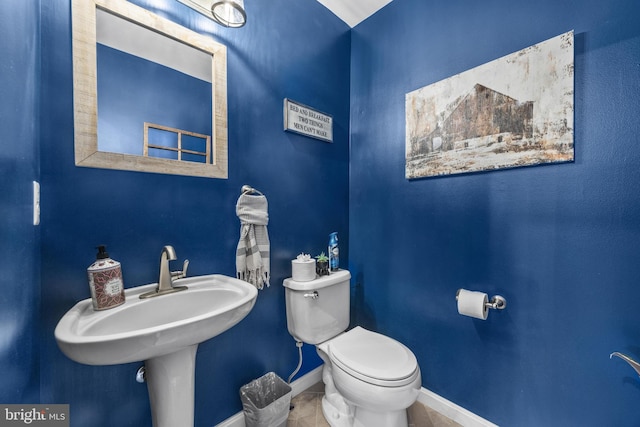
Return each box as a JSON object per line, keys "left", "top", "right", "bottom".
{"left": 55, "top": 274, "right": 257, "bottom": 365}
{"left": 55, "top": 274, "right": 257, "bottom": 427}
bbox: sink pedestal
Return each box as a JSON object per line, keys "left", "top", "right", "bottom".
{"left": 145, "top": 345, "right": 198, "bottom": 427}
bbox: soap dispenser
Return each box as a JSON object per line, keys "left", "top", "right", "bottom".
{"left": 87, "top": 245, "right": 125, "bottom": 310}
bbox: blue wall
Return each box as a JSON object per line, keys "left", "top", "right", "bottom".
{"left": 37, "top": 0, "right": 350, "bottom": 425}
{"left": 0, "top": 0, "right": 41, "bottom": 405}
{"left": 349, "top": 0, "right": 640, "bottom": 425}
{"left": 5, "top": 0, "right": 640, "bottom": 425}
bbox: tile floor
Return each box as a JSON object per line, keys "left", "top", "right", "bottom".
{"left": 286, "top": 383, "right": 462, "bottom": 427}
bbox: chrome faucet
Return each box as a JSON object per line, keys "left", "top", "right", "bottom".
{"left": 158, "top": 245, "right": 177, "bottom": 292}
{"left": 140, "top": 245, "right": 189, "bottom": 299}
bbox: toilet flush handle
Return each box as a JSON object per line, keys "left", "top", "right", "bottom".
{"left": 304, "top": 291, "right": 319, "bottom": 299}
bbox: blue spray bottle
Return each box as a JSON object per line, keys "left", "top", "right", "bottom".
{"left": 328, "top": 232, "right": 339, "bottom": 271}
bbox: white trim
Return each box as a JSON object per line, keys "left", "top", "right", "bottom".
{"left": 417, "top": 388, "right": 499, "bottom": 427}
{"left": 289, "top": 365, "right": 324, "bottom": 396}
{"left": 213, "top": 366, "right": 323, "bottom": 427}
{"left": 214, "top": 366, "right": 499, "bottom": 427}
{"left": 213, "top": 411, "right": 245, "bottom": 427}
{"left": 315, "top": 0, "right": 393, "bottom": 28}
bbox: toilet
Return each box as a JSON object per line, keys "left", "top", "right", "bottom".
{"left": 283, "top": 270, "right": 421, "bottom": 427}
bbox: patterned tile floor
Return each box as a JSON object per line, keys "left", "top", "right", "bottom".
{"left": 286, "top": 383, "right": 462, "bottom": 427}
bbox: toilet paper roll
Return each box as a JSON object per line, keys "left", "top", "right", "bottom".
{"left": 457, "top": 289, "right": 489, "bottom": 320}
{"left": 291, "top": 259, "right": 316, "bottom": 282}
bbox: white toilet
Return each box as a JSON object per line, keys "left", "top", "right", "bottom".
{"left": 283, "top": 270, "right": 421, "bottom": 427}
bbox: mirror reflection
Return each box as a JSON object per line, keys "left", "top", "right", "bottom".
{"left": 97, "top": 9, "right": 213, "bottom": 161}
{"left": 72, "top": 0, "right": 228, "bottom": 178}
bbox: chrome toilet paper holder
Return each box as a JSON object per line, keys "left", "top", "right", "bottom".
{"left": 456, "top": 289, "right": 507, "bottom": 310}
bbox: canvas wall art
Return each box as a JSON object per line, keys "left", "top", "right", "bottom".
{"left": 405, "top": 31, "right": 574, "bottom": 179}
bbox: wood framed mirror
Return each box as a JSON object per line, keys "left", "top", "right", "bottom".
{"left": 72, "top": 0, "right": 228, "bottom": 178}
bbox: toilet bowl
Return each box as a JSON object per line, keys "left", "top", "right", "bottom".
{"left": 283, "top": 270, "right": 422, "bottom": 427}
{"left": 317, "top": 327, "right": 421, "bottom": 427}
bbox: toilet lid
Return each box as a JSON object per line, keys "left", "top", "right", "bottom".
{"left": 328, "top": 327, "right": 418, "bottom": 387}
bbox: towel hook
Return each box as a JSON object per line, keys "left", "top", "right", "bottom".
{"left": 241, "top": 185, "right": 263, "bottom": 196}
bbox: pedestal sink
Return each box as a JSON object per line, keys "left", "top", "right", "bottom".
{"left": 55, "top": 274, "right": 258, "bottom": 427}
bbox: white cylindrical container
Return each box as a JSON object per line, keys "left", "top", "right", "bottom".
{"left": 291, "top": 258, "right": 316, "bottom": 282}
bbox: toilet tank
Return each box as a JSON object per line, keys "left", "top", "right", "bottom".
{"left": 283, "top": 269, "right": 351, "bottom": 344}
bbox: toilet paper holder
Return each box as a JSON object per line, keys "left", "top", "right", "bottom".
{"left": 456, "top": 289, "right": 507, "bottom": 310}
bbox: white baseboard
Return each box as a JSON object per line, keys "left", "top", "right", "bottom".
{"left": 289, "top": 365, "right": 324, "bottom": 396}
{"left": 214, "top": 366, "right": 498, "bottom": 427}
{"left": 417, "top": 388, "right": 499, "bottom": 427}
{"left": 213, "top": 411, "right": 245, "bottom": 427}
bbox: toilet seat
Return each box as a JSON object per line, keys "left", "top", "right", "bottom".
{"left": 328, "top": 327, "right": 419, "bottom": 387}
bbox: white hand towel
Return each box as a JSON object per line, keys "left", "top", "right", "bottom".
{"left": 235, "top": 192, "right": 270, "bottom": 289}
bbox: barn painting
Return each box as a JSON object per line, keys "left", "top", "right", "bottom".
{"left": 406, "top": 31, "right": 574, "bottom": 179}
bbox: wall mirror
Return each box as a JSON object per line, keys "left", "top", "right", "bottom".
{"left": 72, "top": 0, "right": 228, "bottom": 178}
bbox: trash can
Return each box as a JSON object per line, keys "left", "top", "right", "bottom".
{"left": 240, "top": 372, "right": 292, "bottom": 427}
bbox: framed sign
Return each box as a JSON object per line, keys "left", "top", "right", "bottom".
{"left": 284, "top": 98, "right": 333, "bottom": 142}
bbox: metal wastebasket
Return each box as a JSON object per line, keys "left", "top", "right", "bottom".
{"left": 240, "top": 372, "right": 292, "bottom": 427}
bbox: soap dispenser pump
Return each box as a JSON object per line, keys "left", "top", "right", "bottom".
{"left": 87, "top": 245, "right": 125, "bottom": 310}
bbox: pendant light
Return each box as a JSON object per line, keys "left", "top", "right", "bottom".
{"left": 177, "top": 0, "right": 246, "bottom": 28}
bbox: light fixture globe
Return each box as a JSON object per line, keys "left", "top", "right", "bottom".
{"left": 211, "top": 0, "right": 246, "bottom": 28}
